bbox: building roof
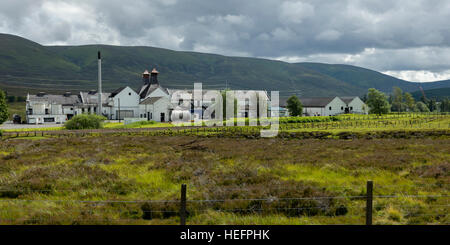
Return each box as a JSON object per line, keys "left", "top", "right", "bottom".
{"left": 110, "top": 87, "right": 125, "bottom": 97}
{"left": 300, "top": 97, "right": 336, "bottom": 107}
{"left": 28, "top": 94, "right": 81, "bottom": 105}
{"left": 109, "top": 87, "right": 133, "bottom": 97}
{"left": 340, "top": 96, "right": 359, "bottom": 104}
{"left": 140, "top": 96, "right": 163, "bottom": 105}
{"left": 80, "top": 91, "right": 111, "bottom": 105}
{"left": 139, "top": 84, "right": 169, "bottom": 99}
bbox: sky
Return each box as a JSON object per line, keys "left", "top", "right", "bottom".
{"left": 1, "top": 0, "right": 450, "bottom": 82}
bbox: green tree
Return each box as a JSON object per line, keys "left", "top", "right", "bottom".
{"left": 366, "top": 88, "right": 390, "bottom": 115}
{"left": 403, "top": 92, "right": 415, "bottom": 112}
{"left": 439, "top": 98, "right": 450, "bottom": 112}
{"left": 428, "top": 98, "right": 437, "bottom": 112}
{"left": 0, "top": 90, "right": 9, "bottom": 124}
{"left": 414, "top": 101, "right": 430, "bottom": 112}
{"left": 391, "top": 87, "right": 405, "bottom": 112}
{"left": 286, "top": 95, "right": 303, "bottom": 116}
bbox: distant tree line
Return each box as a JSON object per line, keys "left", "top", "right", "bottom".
{"left": 286, "top": 86, "right": 450, "bottom": 117}
{"left": 364, "top": 86, "right": 450, "bottom": 115}
{"left": 2, "top": 91, "right": 26, "bottom": 103}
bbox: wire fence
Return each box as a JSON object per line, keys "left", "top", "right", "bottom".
{"left": 0, "top": 181, "right": 448, "bottom": 225}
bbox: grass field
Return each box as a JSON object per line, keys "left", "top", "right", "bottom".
{"left": 0, "top": 133, "right": 448, "bottom": 225}
{"left": 6, "top": 102, "right": 25, "bottom": 121}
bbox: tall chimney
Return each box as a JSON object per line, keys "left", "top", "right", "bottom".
{"left": 98, "top": 51, "right": 102, "bottom": 116}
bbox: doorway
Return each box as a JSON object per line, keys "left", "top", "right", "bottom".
{"left": 160, "top": 113, "right": 165, "bottom": 122}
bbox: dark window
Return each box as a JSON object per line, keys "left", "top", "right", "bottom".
{"left": 350, "top": 107, "right": 353, "bottom": 110}
{"left": 329, "top": 106, "right": 332, "bottom": 110}
{"left": 28, "top": 108, "right": 33, "bottom": 115}
{"left": 129, "top": 92, "right": 131, "bottom": 96}
{"left": 45, "top": 108, "right": 49, "bottom": 115}
{"left": 341, "top": 106, "right": 343, "bottom": 110}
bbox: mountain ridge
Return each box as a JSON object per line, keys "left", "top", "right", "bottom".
{"left": 0, "top": 33, "right": 449, "bottom": 99}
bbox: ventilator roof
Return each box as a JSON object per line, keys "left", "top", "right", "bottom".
{"left": 300, "top": 97, "right": 336, "bottom": 107}
{"left": 340, "top": 96, "right": 359, "bottom": 104}
{"left": 28, "top": 94, "right": 81, "bottom": 106}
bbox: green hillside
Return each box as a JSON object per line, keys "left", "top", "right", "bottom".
{"left": 0, "top": 33, "right": 449, "bottom": 99}
{"left": 411, "top": 87, "right": 450, "bottom": 101}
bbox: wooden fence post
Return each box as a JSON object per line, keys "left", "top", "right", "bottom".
{"left": 180, "top": 184, "right": 187, "bottom": 225}
{"left": 366, "top": 180, "right": 373, "bottom": 225}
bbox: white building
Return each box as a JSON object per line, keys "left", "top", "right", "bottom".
{"left": 26, "top": 68, "right": 271, "bottom": 124}
{"left": 26, "top": 86, "right": 139, "bottom": 123}
{"left": 340, "top": 96, "right": 368, "bottom": 114}
{"left": 300, "top": 96, "right": 368, "bottom": 116}
{"left": 26, "top": 92, "right": 81, "bottom": 124}
{"left": 301, "top": 97, "right": 347, "bottom": 116}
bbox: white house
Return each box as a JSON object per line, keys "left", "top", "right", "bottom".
{"left": 301, "top": 97, "right": 347, "bottom": 116}
{"left": 340, "top": 96, "right": 368, "bottom": 114}
{"left": 300, "top": 96, "right": 368, "bottom": 116}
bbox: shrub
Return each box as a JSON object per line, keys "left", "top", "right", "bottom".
{"left": 0, "top": 90, "right": 8, "bottom": 124}
{"left": 64, "top": 114, "right": 107, "bottom": 130}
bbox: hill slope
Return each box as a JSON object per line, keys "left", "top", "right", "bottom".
{"left": 0, "top": 33, "right": 449, "bottom": 99}
{"left": 411, "top": 87, "right": 450, "bottom": 101}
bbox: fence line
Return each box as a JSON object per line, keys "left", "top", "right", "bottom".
{"left": 0, "top": 181, "right": 448, "bottom": 225}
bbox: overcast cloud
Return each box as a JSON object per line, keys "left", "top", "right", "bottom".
{"left": 1, "top": 0, "right": 450, "bottom": 82}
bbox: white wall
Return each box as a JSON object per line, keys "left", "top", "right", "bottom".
{"left": 111, "top": 86, "right": 140, "bottom": 119}
{"left": 140, "top": 97, "right": 172, "bottom": 122}
{"left": 26, "top": 101, "right": 67, "bottom": 124}
{"left": 303, "top": 97, "right": 347, "bottom": 116}
{"left": 347, "top": 97, "right": 368, "bottom": 114}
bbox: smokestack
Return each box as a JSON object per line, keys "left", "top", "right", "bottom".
{"left": 98, "top": 51, "right": 102, "bottom": 116}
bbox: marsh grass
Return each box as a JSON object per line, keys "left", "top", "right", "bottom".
{"left": 0, "top": 135, "right": 448, "bottom": 224}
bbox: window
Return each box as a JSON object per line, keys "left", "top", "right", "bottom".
{"left": 341, "top": 106, "right": 343, "bottom": 110}
{"left": 129, "top": 92, "right": 131, "bottom": 96}
{"left": 350, "top": 107, "right": 353, "bottom": 110}
{"left": 329, "top": 106, "right": 332, "bottom": 110}
{"left": 45, "top": 108, "right": 49, "bottom": 115}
